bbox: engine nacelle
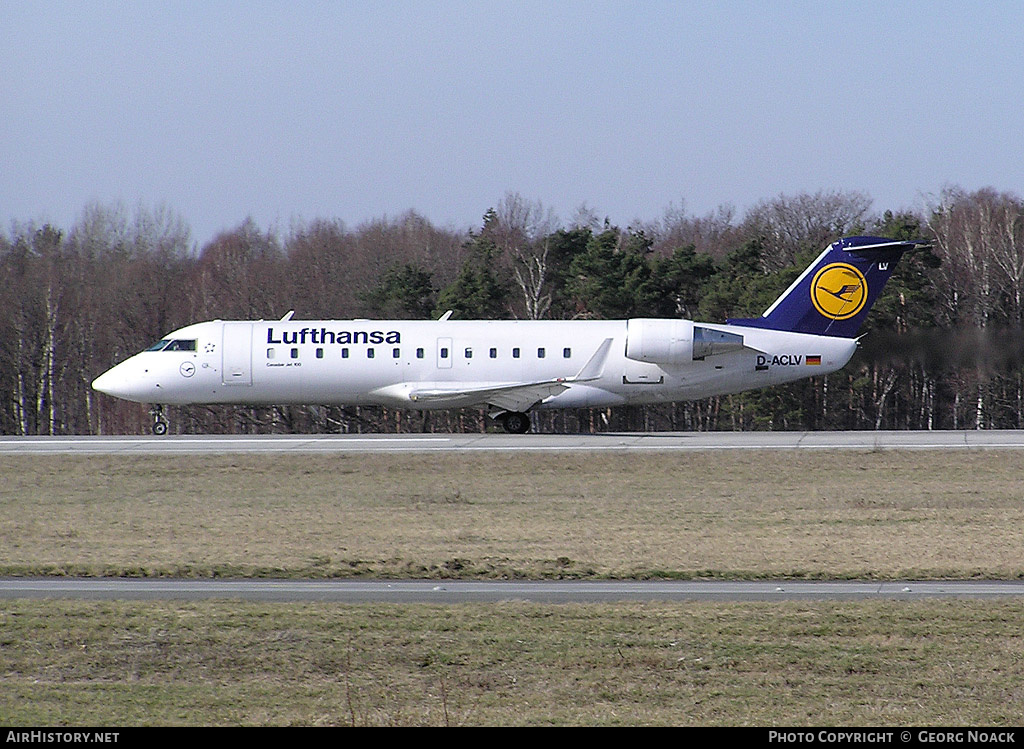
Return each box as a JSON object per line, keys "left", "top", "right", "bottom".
{"left": 625, "top": 319, "right": 694, "bottom": 365}
{"left": 625, "top": 319, "right": 745, "bottom": 364}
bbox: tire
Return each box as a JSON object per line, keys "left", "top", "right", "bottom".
{"left": 152, "top": 421, "right": 168, "bottom": 436}
{"left": 502, "top": 412, "right": 531, "bottom": 434}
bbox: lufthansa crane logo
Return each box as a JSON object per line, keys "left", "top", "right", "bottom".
{"left": 811, "top": 263, "right": 867, "bottom": 320}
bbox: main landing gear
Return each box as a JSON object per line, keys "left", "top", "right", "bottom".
{"left": 500, "top": 411, "right": 531, "bottom": 434}
{"left": 149, "top": 405, "right": 168, "bottom": 436}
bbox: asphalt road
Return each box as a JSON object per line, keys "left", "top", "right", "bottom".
{"left": 3, "top": 578, "right": 1024, "bottom": 603}
{"left": 3, "top": 430, "right": 1024, "bottom": 454}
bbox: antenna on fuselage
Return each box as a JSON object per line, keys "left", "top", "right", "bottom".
{"left": 438, "top": 310, "right": 453, "bottom": 321}
{"left": 280, "top": 311, "right": 295, "bottom": 321}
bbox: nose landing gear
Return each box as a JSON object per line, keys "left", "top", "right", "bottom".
{"left": 150, "top": 405, "right": 168, "bottom": 436}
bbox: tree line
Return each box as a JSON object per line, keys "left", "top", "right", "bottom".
{"left": 3, "top": 186, "right": 1024, "bottom": 435}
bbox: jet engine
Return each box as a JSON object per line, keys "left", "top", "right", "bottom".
{"left": 625, "top": 319, "right": 746, "bottom": 364}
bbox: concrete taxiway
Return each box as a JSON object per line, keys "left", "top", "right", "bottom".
{"left": 3, "top": 430, "right": 1024, "bottom": 454}
{"left": 3, "top": 578, "right": 1024, "bottom": 603}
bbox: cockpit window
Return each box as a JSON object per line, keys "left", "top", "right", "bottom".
{"left": 146, "top": 339, "right": 197, "bottom": 352}
{"left": 165, "top": 339, "right": 197, "bottom": 352}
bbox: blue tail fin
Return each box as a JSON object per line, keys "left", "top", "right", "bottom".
{"left": 727, "top": 236, "right": 921, "bottom": 337}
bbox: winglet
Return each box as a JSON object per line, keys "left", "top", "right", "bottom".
{"left": 571, "top": 338, "right": 613, "bottom": 381}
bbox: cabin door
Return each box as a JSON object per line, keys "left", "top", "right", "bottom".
{"left": 221, "top": 322, "right": 253, "bottom": 386}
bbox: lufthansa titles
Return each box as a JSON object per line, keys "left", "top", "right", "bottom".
{"left": 266, "top": 327, "right": 401, "bottom": 345}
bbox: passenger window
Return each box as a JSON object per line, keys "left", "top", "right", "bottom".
{"left": 393, "top": 348, "right": 400, "bottom": 358}
{"left": 367, "top": 348, "right": 375, "bottom": 359}
{"left": 538, "top": 347, "right": 546, "bottom": 358}
{"left": 465, "top": 347, "right": 473, "bottom": 359}
{"left": 290, "top": 348, "right": 299, "bottom": 359}
{"left": 512, "top": 347, "right": 520, "bottom": 359}
{"left": 267, "top": 348, "right": 275, "bottom": 359}
{"left": 490, "top": 348, "right": 497, "bottom": 358}
{"left": 440, "top": 347, "right": 449, "bottom": 359}
{"left": 316, "top": 348, "right": 324, "bottom": 359}
{"left": 563, "top": 347, "right": 571, "bottom": 358}
{"left": 416, "top": 348, "right": 425, "bottom": 359}
{"left": 341, "top": 348, "right": 349, "bottom": 359}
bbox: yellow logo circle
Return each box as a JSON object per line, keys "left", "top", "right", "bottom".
{"left": 810, "top": 263, "right": 868, "bottom": 320}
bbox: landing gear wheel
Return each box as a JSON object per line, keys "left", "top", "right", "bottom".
{"left": 502, "top": 411, "right": 531, "bottom": 434}
{"left": 149, "top": 405, "right": 168, "bottom": 436}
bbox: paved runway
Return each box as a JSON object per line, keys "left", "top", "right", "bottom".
{"left": 3, "top": 430, "right": 1024, "bottom": 454}
{"left": 3, "top": 578, "right": 1024, "bottom": 603}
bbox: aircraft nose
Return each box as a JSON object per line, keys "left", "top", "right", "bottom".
{"left": 92, "top": 365, "right": 133, "bottom": 400}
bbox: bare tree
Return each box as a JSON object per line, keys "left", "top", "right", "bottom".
{"left": 569, "top": 203, "right": 603, "bottom": 232}
{"left": 926, "top": 187, "right": 1007, "bottom": 327}
{"left": 285, "top": 219, "right": 360, "bottom": 318}
{"left": 925, "top": 187, "right": 1024, "bottom": 429}
{"left": 742, "top": 190, "right": 873, "bottom": 271}
{"left": 489, "top": 192, "right": 561, "bottom": 319}
{"left": 192, "top": 218, "right": 284, "bottom": 320}
{"left": 648, "top": 200, "right": 738, "bottom": 260}
{"left": 349, "top": 210, "right": 466, "bottom": 313}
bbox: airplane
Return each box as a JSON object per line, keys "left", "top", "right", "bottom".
{"left": 92, "top": 235, "right": 920, "bottom": 435}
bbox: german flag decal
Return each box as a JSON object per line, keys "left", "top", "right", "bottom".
{"left": 806, "top": 355, "right": 822, "bottom": 365}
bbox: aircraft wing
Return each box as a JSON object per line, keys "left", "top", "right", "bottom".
{"left": 402, "top": 337, "right": 615, "bottom": 412}
{"left": 408, "top": 380, "right": 571, "bottom": 412}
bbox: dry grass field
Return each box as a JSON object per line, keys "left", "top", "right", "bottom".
{"left": 2, "top": 599, "right": 1023, "bottom": 726}
{"left": 1, "top": 450, "right": 1022, "bottom": 579}
{"left": 2, "top": 449, "right": 1023, "bottom": 726}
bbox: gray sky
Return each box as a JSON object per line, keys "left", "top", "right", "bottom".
{"left": 3, "top": 1, "right": 1023, "bottom": 246}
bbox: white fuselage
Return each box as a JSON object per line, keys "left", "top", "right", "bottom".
{"left": 92, "top": 318, "right": 858, "bottom": 411}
